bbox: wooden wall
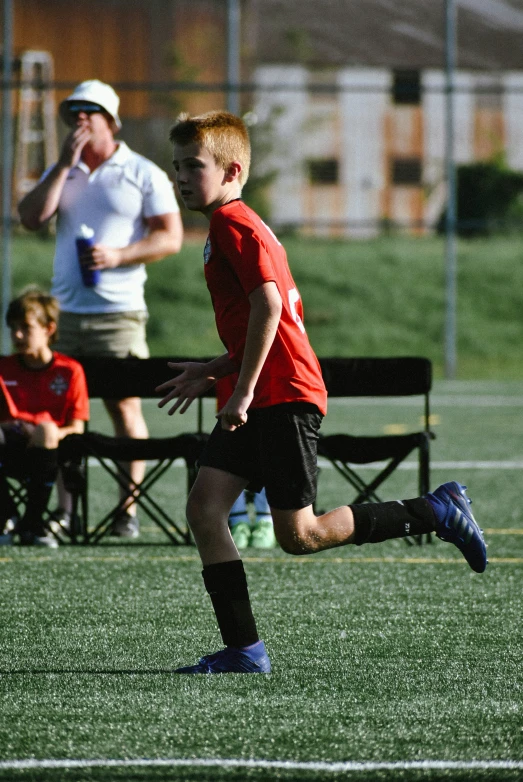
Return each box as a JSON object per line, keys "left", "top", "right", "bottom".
{"left": 9, "top": 0, "right": 228, "bottom": 119}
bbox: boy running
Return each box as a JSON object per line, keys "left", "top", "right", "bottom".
{"left": 157, "top": 111, "right": 487, "bottom": 674}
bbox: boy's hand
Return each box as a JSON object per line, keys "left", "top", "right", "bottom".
{"left": 216, "top": 389, "right": 252, "bottom": 431}
{"left": 156, "top": 361, "right": 216, "bottom": 415}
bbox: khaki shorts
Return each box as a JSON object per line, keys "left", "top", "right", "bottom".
{"left": 55, "top": 311, "right": 149, "bottom": 359}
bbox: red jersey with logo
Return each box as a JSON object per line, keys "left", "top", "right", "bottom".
{"left": 205, "top": 200, "right": 327, "bottom": 414}
{"left": 0, "top": 352, "right": 89, "bottom": 426}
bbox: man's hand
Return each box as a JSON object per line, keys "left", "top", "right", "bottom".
{"left": 156, "top": 362, "right": 217, "bottom": 415}
{"left": 58, "top": 126, "right": 91, "bottom": 170}
{"left": 79, "top": 244, "right": 122, "bottom": 270}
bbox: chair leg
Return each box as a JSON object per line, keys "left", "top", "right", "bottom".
{"left": 418, "top": 433, "right": 432, "bottom": 544}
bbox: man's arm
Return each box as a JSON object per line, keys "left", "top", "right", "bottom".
{"left": 18, "top": 126, "right": 91, "bottom": 230}
{"left": 84, "top": 212, "right": 183, "bottom": 269}
{"left": 218, "top": 281, "right": 282, "bottom": 431}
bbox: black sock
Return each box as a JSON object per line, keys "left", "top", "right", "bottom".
{"left": 202, "top": 560, "right": 259, "bottom": 648}
{"left": 0, "top": 475, "right": 18, "bottom": 526}
{"left": 0, "top": 447, "right": 18, "bottom": 524}
{"left": 350, "top": 498, "right": 436, "bottom": 546}
{"left": 20, "top": 448, "right": 59, "bottom": 536}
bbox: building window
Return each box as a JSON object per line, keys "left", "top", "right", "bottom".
{"left": 392, "top": 70, "right": 421, "bottom": 105}
{"left": 391, "top": 157, "right": 422, "bottom": 186}
{"left": 307, "top": 159, "right": 339, "bottom": 185}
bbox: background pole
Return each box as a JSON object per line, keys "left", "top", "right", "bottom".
{"left": 444, "top": 0, "right": 457, "bottom": 379}
{"left": 1, "top": 0, "right": 14, "bottom": 355}
{"left": 226, "top": 0, "right": 240, "bottom": 115}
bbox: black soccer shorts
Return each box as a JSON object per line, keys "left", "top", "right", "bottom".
{"left": 198, "top": 402, "right": 323, "bottom": 510}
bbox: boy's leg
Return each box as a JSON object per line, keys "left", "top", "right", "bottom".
{"left": 270, "top": 483, "right": 487, "bottom": 573}
{"left": 0, "top": 461, "right": 19, "bottom": 544}
{"left": 0, "top": 444, "right": 19, "bottom": 528}
{"left": 17, "top": 424, "right": 60, "bottom": 546}
{"left": 0, "top": 430, "right": 32, "bottom": 542}
{"left": 271, "top": 499, "right": 433, "bottom": 552}
{"left": 18, "top": 446, "right": 59, "bottom": 542}
{"left": 174, "top": 465, "right": 271, "bottom": 674}
{"left": 256, "top": 404, "right": 486, "bottom": 573}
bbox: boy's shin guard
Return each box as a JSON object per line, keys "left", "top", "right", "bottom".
{"left": 202, "top": 559, "right": 259, "bottom": 648}
{"left": 350, "top": 498, "right": 436, "bottom": 546}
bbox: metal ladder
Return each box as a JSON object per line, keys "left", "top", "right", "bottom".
{"left": 14, "top": 50, "right": 58, "bottom": 205}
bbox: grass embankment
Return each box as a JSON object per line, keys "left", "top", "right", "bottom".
{"left": 8, "top": 232, "right": 523, "bottom": 378}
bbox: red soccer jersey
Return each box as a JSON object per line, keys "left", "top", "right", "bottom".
{"left": 0, "top": 352, "right": 89, "bottom": 426}
{"left": 205, "top": 200, "right": 327, "bottom": 414}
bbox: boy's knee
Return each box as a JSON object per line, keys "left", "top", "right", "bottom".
{"left": 186, "top": 493, "right": 213, "bottom": 531}
{"left": 273, "top": 526, "right": 310, "bottom": 556}
{"left": 30, "top": 422, "right": 60, "bottom": 449}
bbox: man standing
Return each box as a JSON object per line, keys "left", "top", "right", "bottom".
{"left": 18, "top": 80, "right": 183, "bottom": 538}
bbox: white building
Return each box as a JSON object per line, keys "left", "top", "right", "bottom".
{"left": 247, "top": 0, "right": 523, "bottom": 235}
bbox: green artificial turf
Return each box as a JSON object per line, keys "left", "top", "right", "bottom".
{"left": 0, "top": 382, "right": 522, "bottom": 781}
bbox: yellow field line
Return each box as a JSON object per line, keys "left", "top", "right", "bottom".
{"left": 136, "top": 525, "right": 523, "bottom": 536}
{"left": 0, "top": 555, "right": 521, "bottom": 565}
{"left": 483, "top": 528, "right": 523, "bottom": 534}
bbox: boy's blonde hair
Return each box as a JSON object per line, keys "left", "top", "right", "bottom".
{"left": 6, "top": 286, "right": 60, "bottom": 345}
{"left": 169, "top": 111, "right": 251, "bottom": 187}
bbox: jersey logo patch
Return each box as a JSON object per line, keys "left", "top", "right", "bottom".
{"left": 49, "top": 374, "right": 69, "bottom": 396}
{"left": 203, "top": 236, "right": 212, "bottom": 265}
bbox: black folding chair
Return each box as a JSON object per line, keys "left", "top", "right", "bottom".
{"left": 59, "top": 431, "right": 208, "bottom": 544}
{"left": 57, "top": 356, "right": 212, "bottom": 544}
{"left": 317, "top": 357, "right": 435, "bottom": 544}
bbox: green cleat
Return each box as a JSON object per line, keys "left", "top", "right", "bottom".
{"left": 250, "top": 519, "right": 277, "bottom": 549}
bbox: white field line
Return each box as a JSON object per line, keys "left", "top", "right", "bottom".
{"left": 315, "top": 459, "right": 523, "bottom": 470}
{"left": 334, "top": 395, "right": 523, "bottom": 407}
{"left": 0, "top": 758, "right": 522, "bottom": 773}
{"left": 85, "top": 457, "right": 523, "bottom": 470}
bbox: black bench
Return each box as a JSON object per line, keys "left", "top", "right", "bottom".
{"left": 56, "top": 355, "right": 434, "bottom": 544}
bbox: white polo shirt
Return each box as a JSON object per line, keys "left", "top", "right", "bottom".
{"left": 48, "top": 141, "right": 179, "bottom": 314}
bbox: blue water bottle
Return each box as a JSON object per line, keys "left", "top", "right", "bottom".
{"left": 75, "top": 224, "right": 101, "bottom": 287}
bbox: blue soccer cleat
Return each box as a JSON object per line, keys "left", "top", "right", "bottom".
{"left": 426, "top": 481, "right": 488, "bottom": 573}
{"left": 173, "top": 641, "right": 271, "bottom": 674}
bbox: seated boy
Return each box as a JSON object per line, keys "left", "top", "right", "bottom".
{"left": 0, "top": 287, "right": 89, "bottom": 547}
{"left": 157, "top": 111, "right": 488, "bottom": 674}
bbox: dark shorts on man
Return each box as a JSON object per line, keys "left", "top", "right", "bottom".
{"left": 198, "top": 402, "right": 323, "bottom": 510}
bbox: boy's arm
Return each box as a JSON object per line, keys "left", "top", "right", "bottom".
{"left": 58, "top": 418, "right": 85, "bottom": 441}
{"left": 218, "top": 281, "right": 282, "bottom": 431}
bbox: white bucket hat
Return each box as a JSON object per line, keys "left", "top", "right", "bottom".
{"left": 59, "top": 79, "right": 122, "bottom": 131}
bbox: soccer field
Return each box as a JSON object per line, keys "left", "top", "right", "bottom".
{"left": 0, "top": 380, "right": 522, "bottom": 781}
